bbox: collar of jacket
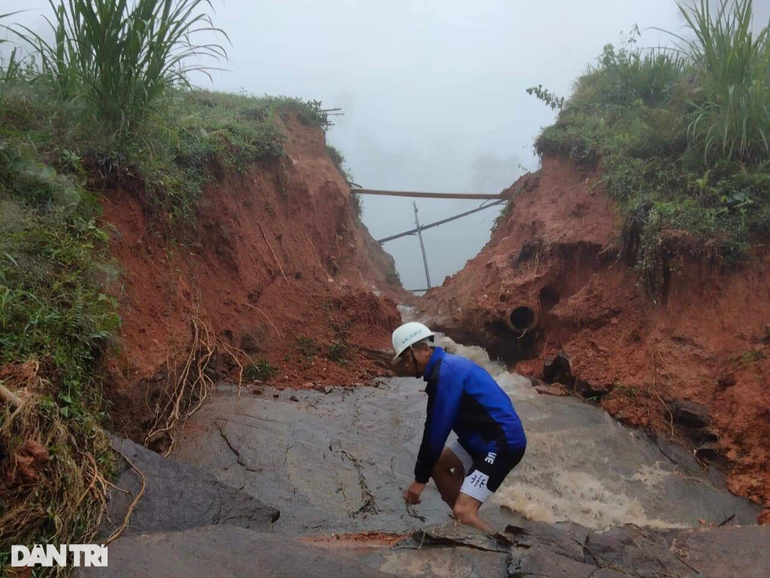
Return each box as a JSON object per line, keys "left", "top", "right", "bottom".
{"left": 422, "top": 346, "right": 445, "bottom": 381}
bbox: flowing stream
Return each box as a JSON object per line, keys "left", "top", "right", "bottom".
{"left": 174, "top": 333, "right": 757, "bottom": 536}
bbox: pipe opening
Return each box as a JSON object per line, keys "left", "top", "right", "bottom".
{"left": 508, "top": 306, "right": 537, "bottom": 333}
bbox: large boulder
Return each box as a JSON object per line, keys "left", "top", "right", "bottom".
{"left": 104, "top": 436, "right": 279, "bottom": 537}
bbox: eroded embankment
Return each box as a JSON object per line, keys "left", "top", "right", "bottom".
{"left": 422, "top": 155, "right": 770, "bottom": 523}
{"left": 101, "top": 113, "right": 406, "bottom": 440}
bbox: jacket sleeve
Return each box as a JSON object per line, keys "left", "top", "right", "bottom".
{"left": 414, "top": 366, "right": 463, "bottom": 483}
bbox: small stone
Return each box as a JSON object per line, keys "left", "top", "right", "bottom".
{"left": 671, "top": 400, "right": 710, "bottom": 429}
{"left": 695, "top": 444, "right": 719, "bottom": 461}
{"left": 534, "top": 383, "right": 570, "bottom": 397}
{"left": 543, "top": 351, "right": 572, "bottom": 384}
{"left": 575, "top": 379, "right": 610, "bottom": 399}
{"left": 272, "top": 393, "right": 279, "bottom": 399}
{"left": 290, "top": 395, "right": 299, "bottom": 402}
{"left": 700, "top": 428, "right": 721, "bottom": 443}
{"left": 717, "top": 374, "right": 736, "bottom": 389}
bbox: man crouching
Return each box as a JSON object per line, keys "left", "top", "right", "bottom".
{"left": 392, "top": 322, "right": 526, "bottom": 533}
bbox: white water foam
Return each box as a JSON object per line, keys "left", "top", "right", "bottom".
{"left": 396, "top": 307, "right": 727, "bottom": 530}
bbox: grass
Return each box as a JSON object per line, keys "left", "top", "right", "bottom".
{"left": 670, "top": 0, "right": 770, "bottom": 163}
{"left": 326, "top": 340, "right": 353, "bottom": 365}
{"left": 0, "top": 99, "right": 120, "bottom": 576}
{"left": 244, "top": 359, "right": 278, "bottom": 382}
{"left": 0, "top": 139, "right": 120, "bottom": 415}
{"left": 295, "top": 335, "right": 319, "bottom": 360}
{"left": 0, "top": 78, "right": 332, "bottom": 229}
{"left": 12, "top": 0, "right": 228, "bottom": 138}
{"left": 1, "top": 395, "right": 116, "bottom": 577}
{"left": 531, "top": 0, "right": 770, "bottom": 297}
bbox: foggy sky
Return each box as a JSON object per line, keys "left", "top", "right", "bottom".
{"left": 5, "top": 1, "right": 770, "bottom": 290}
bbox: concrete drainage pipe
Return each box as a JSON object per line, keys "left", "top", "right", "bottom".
{"left": 505, "top": 304, "right": 539, "bottom": 334}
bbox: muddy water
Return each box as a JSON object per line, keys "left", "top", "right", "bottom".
{"left": 435, "top": 335, "right": 758, "bottom": 529}
{"left": 175, "top": 332, "right": 757, "bottom": 537}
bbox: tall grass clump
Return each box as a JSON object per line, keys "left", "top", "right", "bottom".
{"left": 14, "top": 0, "right": 228, "bottom": 137}
{"left": 670, "top": 0, "right": 770, "bottom": 163}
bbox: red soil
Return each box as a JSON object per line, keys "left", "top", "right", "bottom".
{"left": 423, "top": 155, "right": 770, "bottom": 523}
{"left": 101, "top": 113, "right": 406, "bottom": 439}
{"left": 303, "top": 532, "right": 406, "bottom": 547}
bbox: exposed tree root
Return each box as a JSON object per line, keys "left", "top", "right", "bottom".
{"left": 104, "top": 450, "right": 147, "bottom": 546}
{"left": 145, "top": 316, "right": 216, "bottom": 457}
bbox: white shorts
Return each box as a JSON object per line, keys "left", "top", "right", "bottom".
{"left": 447, "top": 439, "right": 474, "bottom": 474}
{"left": 447, "top": 439, "right": 493, "bottom": 503}
{"left": 446, "top": 439, "right": 526, "bottom": 503}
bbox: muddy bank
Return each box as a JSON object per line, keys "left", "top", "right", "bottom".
{"left": 101, "top": 113, "right": 406, "bottom": 440}
{"left": 422, "top": 155, "right": 770, "bottom": 520}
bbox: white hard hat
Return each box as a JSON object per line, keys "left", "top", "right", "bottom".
{"left": 392, "top": 322, "right": 435, "bottom": 361}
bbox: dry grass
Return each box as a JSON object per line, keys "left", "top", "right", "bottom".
{"left": 0, "top": 366, "right": 115, "bottom": 576}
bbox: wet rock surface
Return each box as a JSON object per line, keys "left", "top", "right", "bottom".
{"left": 176, "top": 370, "right": 758, "bottom": 533}
{"left": 104, "top": 436, "right": 279, "bottom": 536}
{"left": 81, "top": 526, "right": 394, "bottom": 578}
{"left": 503, "top": 515, "right": 770, "bottom": 578}
{"left": 331, "top": 516, "right": 770, "bottom": 577}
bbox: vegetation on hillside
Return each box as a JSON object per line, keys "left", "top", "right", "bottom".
{"left": 530, "top": 0, "right": 770, "bottom": 297}
{"left": 0, "top": 2, "right": 337, "bottom": 572}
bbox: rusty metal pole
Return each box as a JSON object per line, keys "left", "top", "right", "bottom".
{"left": 413, "top": 201, "right": 432, "bottom": 289}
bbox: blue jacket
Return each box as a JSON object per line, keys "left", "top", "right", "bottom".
{"left": 414, "top": 347, "right": 526, "bottom": 483}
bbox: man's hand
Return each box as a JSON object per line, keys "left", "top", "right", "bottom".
{"left": 404, "top": 481, "right": 426, "bottom": 504}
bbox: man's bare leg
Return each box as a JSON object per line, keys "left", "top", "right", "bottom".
{"left": 452, "top": 493, "right": 494, "bottom": 533}
{"left": 430, "top": 448, "right": 465, "bottom": 507}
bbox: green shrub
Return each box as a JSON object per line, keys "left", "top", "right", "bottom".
{"left": 575, "top": 41, "right": 686, "bottom": 108}
{"left": 295, "top": 335, "right": 319, "bottom": 360}
{"left": 326, "top": 340, "right": 353, "bottom": 365}
{"left": 244, "top": 359, "right": 278, "bottom": 382}
{"left": 0, "top": 143, "right": 119, "bottom": 409}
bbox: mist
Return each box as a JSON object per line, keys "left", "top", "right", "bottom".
{"left": 5, "top": 0, "right": 769, "bottom": 289}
